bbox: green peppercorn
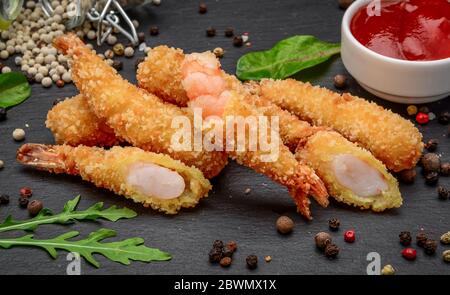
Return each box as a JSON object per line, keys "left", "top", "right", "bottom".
{"left": 440, "top": 232, "right": 450, "bottom": 245}
{"left": 381, "top": 264, "right": 395, "bottom": 275}
{"left": 443, "top": 250, "right": 450, "bottom": 262}
{"left": 113, "top": 43, "right": 125, "bottom": 56}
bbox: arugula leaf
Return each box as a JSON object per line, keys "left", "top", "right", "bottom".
{"left": 0, "top": 196, "right": 136, "bottom": 233}
{"left": 0, "top": 72, "right": 32, "bottom": 108}
{"left": 236, "top": 35, "right": 341, "bottom": 80}
{"left": 0, "top": 229, "right": 171, "bottom": 267}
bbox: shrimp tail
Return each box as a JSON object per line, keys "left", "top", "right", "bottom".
{"left": 17, "top": 144, "right": 75, "bottom": 174}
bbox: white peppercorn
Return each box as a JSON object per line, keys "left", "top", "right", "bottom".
{"left": 38, "top": 66, "right": 48, "bottom": 76}
{"left": 104, "top": 49, "right": 114, "bottom": 59}
{"left": 107, "top": 34, "right": 117, "bottom": 45}
{"left": 56, "top": 65, "right": 65, "bottom": 75}
{"left": 87, "top": 30, "right": 96, "bottom": 40}
{"left": 35, "top": 55, "right": 44, "bottom": 64}
{"left": 34, "top": 73, "right": 44, "bottom": 83}
{"left": 124, "top": 47, "right": 134, "bottom": 57}
{"left": 12, "top": 128, "right": 26, "bottom": 141}
{"left": 0, "top": 160, "right": 4, "bottom": 169}
{"left": 44, "top": 55, "right": 56, "bottom": 64}
{"left": 1, "top": 66, "right": 11, "bottom": 73}
{"left": 51, "top": 74, "right": 60, "bottom": 82}
{"left": 41, "top": 77, "right": 52, "bottom": 88}
{"left": 15, "top": 56, "right": 22, "bottom": 65}
{"left": 62, "top": 72, "right": 71, "bottom": 83}
{"left": 0, "top": 50, "right": 9, "bottom": 59}
{"left": 27, "top": 67, "right": 37, "bottom": 76}
{"left": 132, "top": 20, "right": 139, "bottom": 28}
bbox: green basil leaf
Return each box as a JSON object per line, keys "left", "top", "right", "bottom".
{"left": 236, "top": 35, "right": 341, "bottom": 80}
{"left": 0, "top": 72, "right": 32, "bottom": 108}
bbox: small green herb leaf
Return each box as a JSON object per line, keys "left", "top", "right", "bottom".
{"left": 0, "top": 196, "right": 137, "bottom": 233}
{"left": 0, "top": 72, "right": 32, "bottom": 108}
{"left": 0, "top": 229, "right": 172, "bottom": 267}
{"left": 236, "top": 35, "right": 341, "bottom": 80}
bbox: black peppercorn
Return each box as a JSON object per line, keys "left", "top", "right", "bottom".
{"left": 421, "top": 153, "right": 441, "bottom": 173}
{"left": 137, "top": 32, "right": 146, "bottom": 43}
{"left": 27, "top": 199, "right": 43, "bottom": 216}
{"left": 324, "top": 243, "right": 339, "bottom": 258}
{"left": 222, "top": 247, "right": 234, "bottom": 258}
{"left": 213, "top": 240, "right": 224, "bottom": 250}
{"left": 440, "top": 163, "right": 450, "bottom": 176}
{"left": 424, "top": 239, "right": 437, "bottom": 255}
{"left": 135, "top": 57, "right": 145, "bottom": 70}
{"left": 206, "top": 27, "right": 216, "bottom": 37}
{"left": 0, "top": 194, "right": 10, "bottom": 205}
{"left": 399, "top": 231, "right": 412, "bottom": 246}
{"left": 53, "top": 98, "right": 64, "bottom": 106}
{"left": 209, "top": 248, "right": 222, "bottom": 263}
{"left": 333, "top": 74, "right": 347, "bottom": 89}
{"left": 225, "top": 27, "right": 234, "bottom": 37}
{"left": 18, "top": 196, "right": 29, "bottom": 208}
{"left": 233, "top": 36, "right": 244, "bottom": 47}
{"left": 0, "top": 107, "right": 7, "bottom": 121}
{"left": 112, "top": 60, "right": 123, "bottom": 71}
{"left": 438, "top": 186, "right": 449, "bottom": 200}
{"left": 425, "top": 139, "right": 438, "bottom": 152}
{"left": 419, "top": 106, "right": 430, "bottom": 114}
{"left": 437, "top": 111, "right": 449, "bottom": 125}
{"left": 416, "top": 232, "right": 428, "bottom": 247}
{"left": 398, "top": 168, "right": 416, "bottom": 184}
{"left": 425, "top": 171, "right": 439, "bottom": 185}
{"left": 199, "top": 3, "right": 207, "bottom": 14}
{"left": 328, "top": 218, "right": 340, "bottom": 231}
{"left": 149, "top": 26, "right": 159, "bottom": 36}
{"left": 246, "top": 255, "right": 258, "bottom": 269}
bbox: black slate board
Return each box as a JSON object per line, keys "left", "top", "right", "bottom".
{"left": 0, "top": 0, "right": 449, "bottom": 275}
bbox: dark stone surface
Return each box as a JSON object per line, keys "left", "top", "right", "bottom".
{"left": 0, "top": 0, "right": 449, "bottom": 275}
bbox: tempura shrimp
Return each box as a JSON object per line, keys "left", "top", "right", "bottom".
{"left": 17, "top": 144, "right": 211, "bottom": 214}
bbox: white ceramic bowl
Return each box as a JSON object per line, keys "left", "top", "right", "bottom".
{"left": 341, "top": 0, "right": 450, "bottom": 104}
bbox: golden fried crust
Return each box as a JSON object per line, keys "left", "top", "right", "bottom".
{"left": 257, "top": 79, "right": 423, "bottom": 172}
{"left": 296, "top": 131, "right": 402, "bottom": 211}
{"left": 53, "top": 34, "right": 228, "bottom": 179}
{"left": 46, "top": 95, "right": 119, "bottom": 147}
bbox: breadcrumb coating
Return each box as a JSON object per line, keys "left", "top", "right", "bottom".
{"left": 256, "top": 79, "right": 423, "bottom": 172}
{"left": 46, "top": 95, "right": 119, "bottom": 147}
{"left": 296, "top": 131, "right": 402, "bottom": 211}
{"left": 53, "top": 34, "right": 228, "bottom": 179}
{"left": 17, "top": 144, "right": 211, "bottom": 214}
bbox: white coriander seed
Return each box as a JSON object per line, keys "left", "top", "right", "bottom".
{"left": 41, "top": 77, "right": 52, "bottom": 88}
{"left": 12, "top": 128, "right": 26, "bottom": 141}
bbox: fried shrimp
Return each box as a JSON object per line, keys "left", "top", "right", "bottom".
{"left": 137, "top": 45, "right": 403, "bottom": 212}
{"left": 17, "top": 144, "right": 211, "bottom": 214}
{"left": 53, "top": 34, "right": 228, "bottom": 179}
{"left": 255, "top": 79, "right": 423, "bottom": 172}
{"left": 46, "top": 95, "right": 119, "bottom": 147}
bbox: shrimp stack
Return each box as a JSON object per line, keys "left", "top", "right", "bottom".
{"left": 47, "top": 34, "right": 329, "bottom": 219}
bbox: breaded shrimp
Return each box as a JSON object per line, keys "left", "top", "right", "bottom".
{"left": 53, "top": 34, "right": 228, "bottom": 179}
{"left": 137, "top": 46, "right": 403, "bottom": 212}
{"left": 255, "top": 79, "right": 423, "bottom": 172}
{"left": 46, "top": 95, "right": 119, "bottom": 147}
{"left": 17, "top": 144, "right": 211, "bottom": 214}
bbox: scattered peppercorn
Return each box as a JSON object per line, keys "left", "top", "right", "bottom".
{"left": 19, "top": 187, "right": 32, "bottom": 198}
{"left": 56, "top": 79, "right": 65, "bottom": 88}
{"left": 0, "top": 107, "right": 7, "bottom": 121}
{"left": 0, "top": 194, "right": 10, "bottom": 205}
{"left": 328, "top": 218, "right": 340, "bottom": 231}
{"left": 428, "top": 112, "right": 436, "bottom": 121}
{"left": 113, "top": 43, "right": 125, "bottom": 56}
{"left": 18, "top": 196, "right": 29, "bottom": 208}
{"left": 226, "top": 240, "right": 237, "bottom": 252}
{"left": 344, "top": 230, "right": 355, "bottom": 243}
{"left": 381, "top": 264, "right": 395, "bottom": 275}
{"left": 213, "top": 240, "right": 224, "bottom": 250}
{"left": 424, "top": 139, "right": 438, "bottom": 152}
{"left": 124, "top": 47, "right": 135, "bottom": 58}
{"left": 225, "top": 27, "right": 234, "bottom": 37}
{"left": 443, "top": 250, "right": 450, "bottom": 262}
{"left": 233, "top": 36, "right": 244, "bottom": 47}
{"left": 437, "top": 186, "right": 449, "bottom": 200}
{"left": 222, "top": 247, "right": 234, "bottom": 258}
{"left": 135, "top": 57, "right": 145, "bottom": 70}
{"left": 416, "top": 232, "right": 428, "bottom": 247}
{"left": 440, "top": 163, "right": 450, "bottom": 176}
{"left": 421, "top": 153, "right": 441, "bottom": 173}
{"left": 398, "top": 168, "right": 416, "bottom": 184}
{"left": 338, "top": 0, "right": 355, "bottom": 9}
{"left": 276, "top": 215, "right": 294, "bottom": 234}
{"left": 333, "top": 74, "right": 347, "bottom": 89}
{"left": 220, "top": 256, "right": 232, "bottom": 267}
{"left": 112, "top": 60, "right": 123, "bottom": 71}
{"left": 401, "top": 248, "right": 417, "bottom": 260}
{"left": 12, "top": 128, "right": 26, "bottom": 141}
{"left": 419, "top": 106, "right": 430, "bottom": 114}
{"left": 315, "top": 232, "right": 332, "bottom": 249}
{"left": 150, "top": 26, "right": 159, "bottom": 36}
{"left": 0, "top": 160, "right": 3, "bottom": 169}
{"left": 440, "top": 232, "right": 450, "bottom": 245}
{"left": 137, "top": 32, "right": 146, "bottom": 43}
{"left": 424, "top": 239, "right": 437, "bottom": 255}
{"left": 213, "top": 47, "right": 224, "bottom": 58}
{"left": 399, "top": 231, "right": 412, "bottom": 246}
{"left": 264, "top": 256, "right": 272, "bottom": 263}
{"left": 206, "top": 27, "right": 216, "bottom": 37}
{"left": 27, "top": 199, "right": 43, "bottom": 216}
{"left": 246, "top": 255, "right": 258, "bottom": 269}
{"left": 209, "top": 248, "right": 222, "bottom": 263}
{"left": 438, "top": 111, "right": 449, "bottom": 125}
{"left": 324, "top": 243, "right": 339, "bottom": 259}
{"left": 425, "top": 171, "right": 439, "bottom": 185}
{"left": 415, "top": 112, "right": 429, "bottom": 124}
{"left": 199, "top": 3, "right": 207, "bottom": 14}
{"left": 406, "top": 105, "right": 418, "bottom": 116}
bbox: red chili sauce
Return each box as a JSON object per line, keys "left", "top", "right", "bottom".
{"left": 350, "top": 0, "right": 450, "bottom": 61}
